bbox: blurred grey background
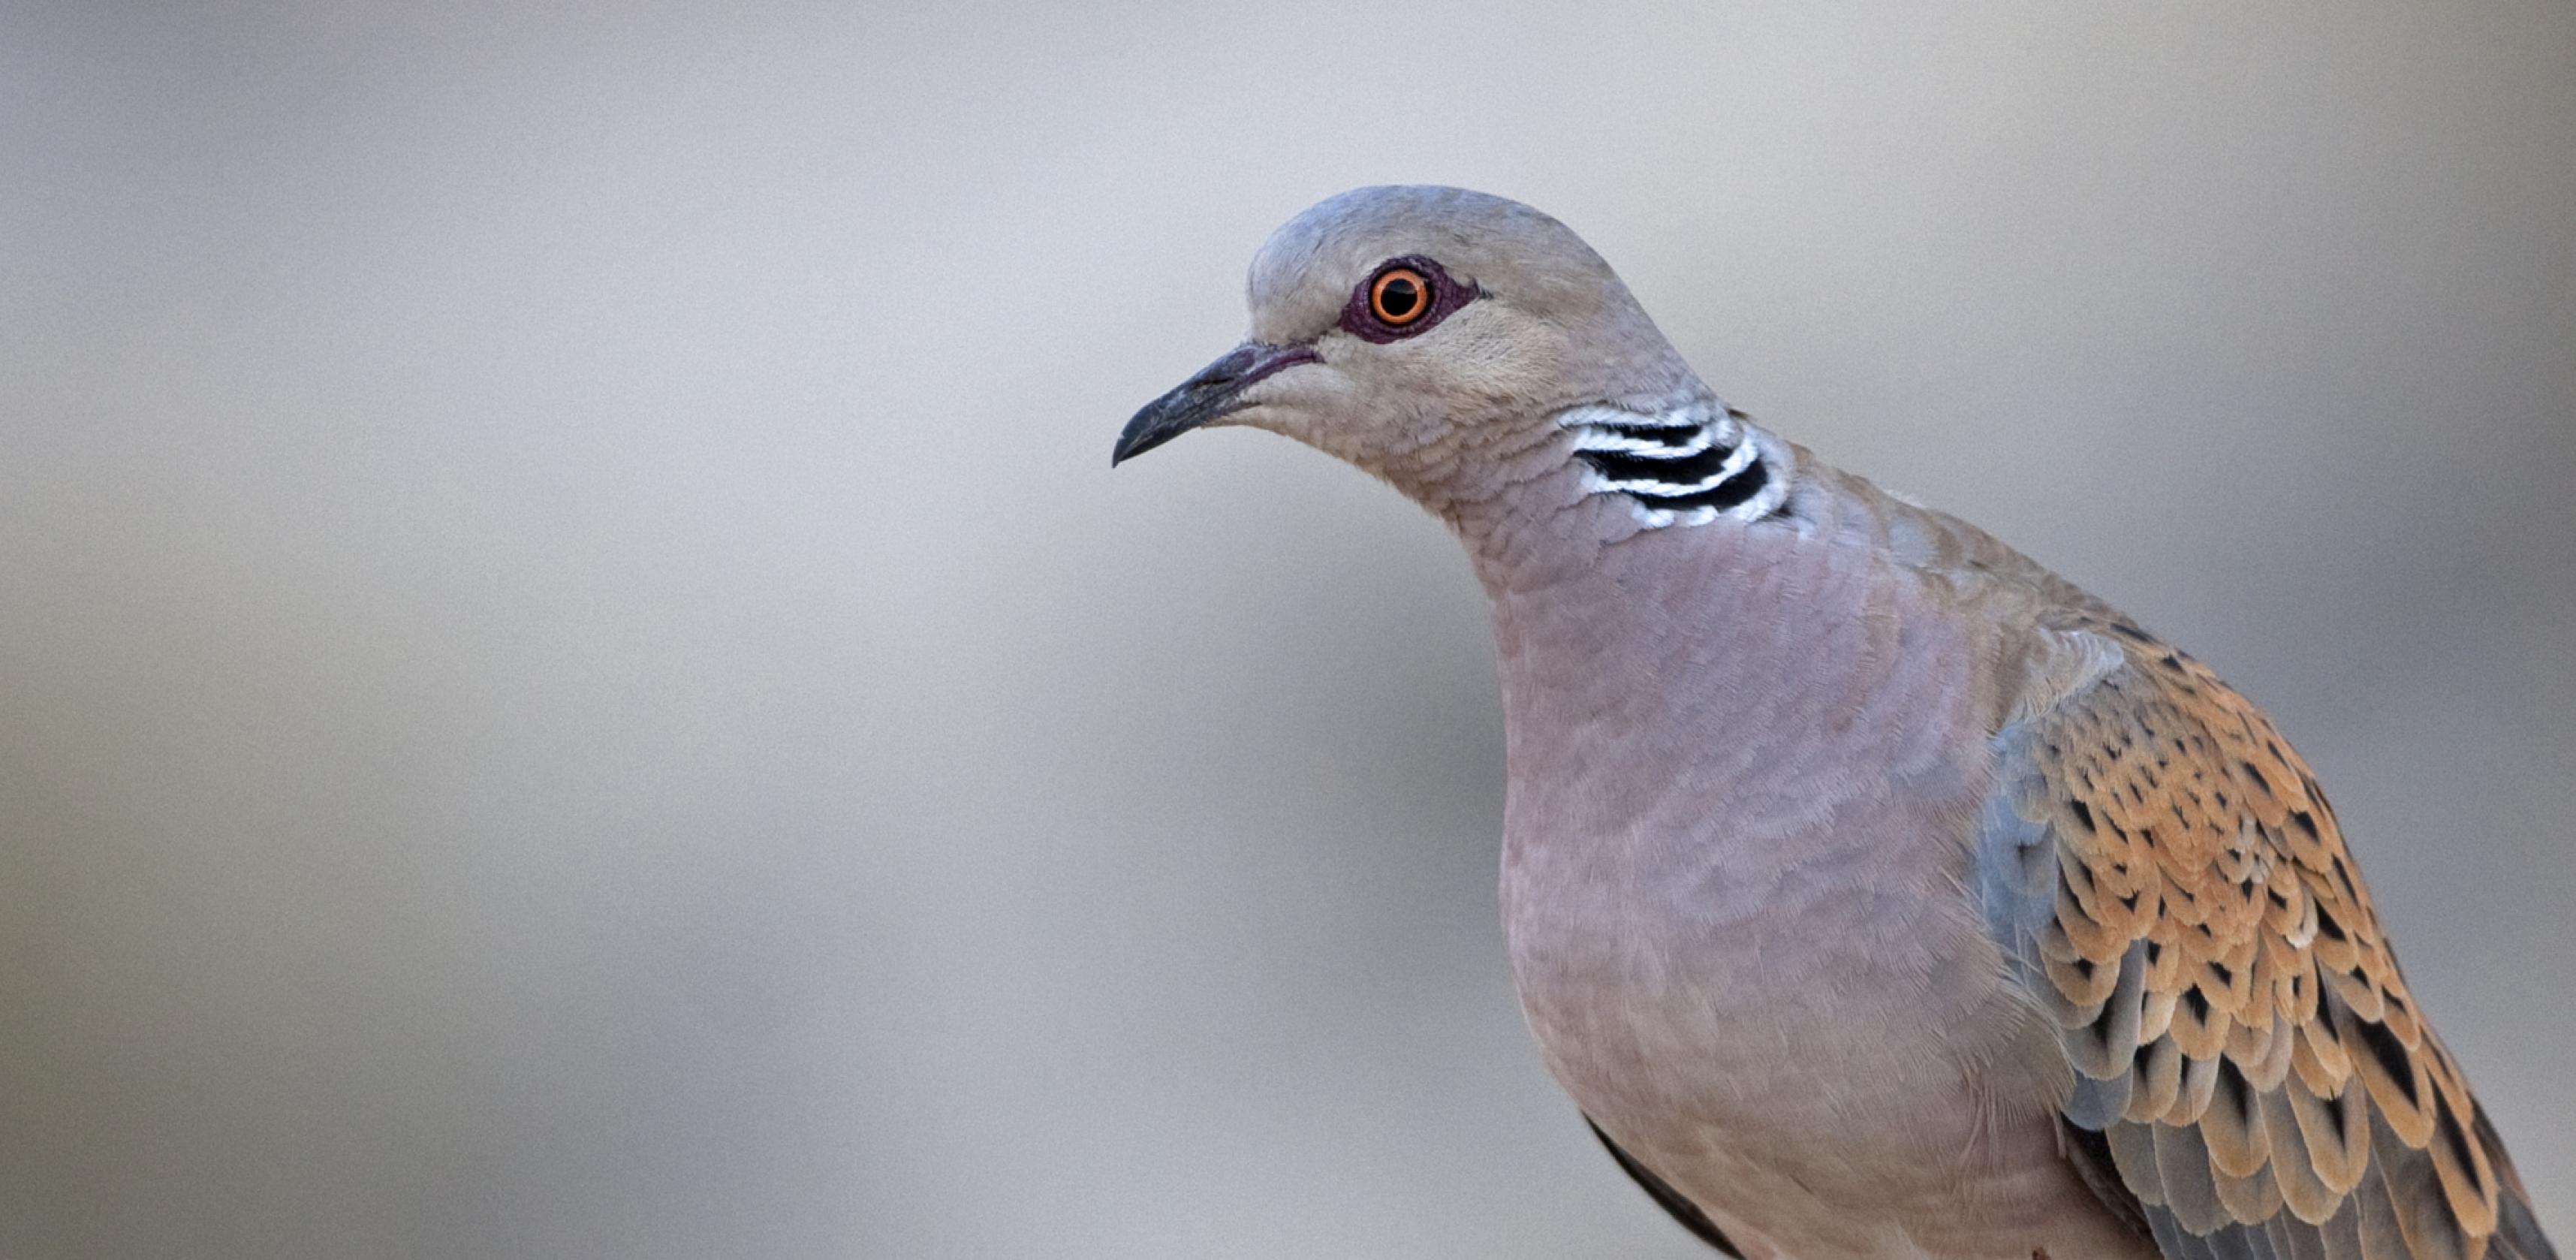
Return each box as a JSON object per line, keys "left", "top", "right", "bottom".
{"left": 4, "top": 2, "right": 2571, "bottom": 1257}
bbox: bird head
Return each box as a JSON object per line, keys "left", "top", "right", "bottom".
{"left": 1113, "top": 186, "right": 1710, "bottom": 516}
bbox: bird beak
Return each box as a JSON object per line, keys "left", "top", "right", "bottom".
{"left": 1113, "top": 341, "right": 1319, "bottom": 466}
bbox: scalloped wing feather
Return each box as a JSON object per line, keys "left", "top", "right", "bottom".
{"left": 1978, "top": 619, "right": 2554, "bottom": 1260}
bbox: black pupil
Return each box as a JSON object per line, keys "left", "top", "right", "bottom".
{"left": 1379, "top": 276, "right": 1422, "bottom": 318}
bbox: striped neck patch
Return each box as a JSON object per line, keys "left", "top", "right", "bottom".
{"left": 1556, "top": 402, "right": 1788, "bottom": 529}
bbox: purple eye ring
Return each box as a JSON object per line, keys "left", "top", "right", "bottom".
{"left": 1340, "top": 255, "right": 1478, "bottom": 342}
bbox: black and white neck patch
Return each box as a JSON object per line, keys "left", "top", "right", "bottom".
{"left": 1556, "top": 402, "right": 1788, "bottom": 529}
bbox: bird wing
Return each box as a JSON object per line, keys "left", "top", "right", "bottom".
{"left": 1974, "top": 619, "right": 2553, "bottom": 1260}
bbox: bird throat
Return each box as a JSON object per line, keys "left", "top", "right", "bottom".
{"left": 1556, "top": 400, "right": 1788, "bottom": 529}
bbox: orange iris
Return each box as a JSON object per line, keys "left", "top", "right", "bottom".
{"left": 1369, "top": 267, "right": 1431, "bottom": 326}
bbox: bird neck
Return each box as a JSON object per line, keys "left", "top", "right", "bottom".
{"left": 1556, "top": 399, "right": 1791, "bottom": 528}
{"left": 1429, "top": 398, "right": 1797, "bottom": 598}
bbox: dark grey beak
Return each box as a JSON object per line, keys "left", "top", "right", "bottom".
{"left": 1112, "top": 342, "right": 1318, "bottom": 466}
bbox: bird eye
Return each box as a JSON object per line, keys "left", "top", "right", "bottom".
{"left": 1340, "top": 256, "right": 1475, "bottom": 343}
{"left": 1369, "top": 267, "right": 1431, "bottom": 327}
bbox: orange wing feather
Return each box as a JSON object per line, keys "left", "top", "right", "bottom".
{"left": 1987, "top": 616, "right": 2546, "bottom": 1260}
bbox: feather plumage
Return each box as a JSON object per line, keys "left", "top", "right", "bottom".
{"left": 1977, "top": 610, "right": 2550, "bottom": 1260}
